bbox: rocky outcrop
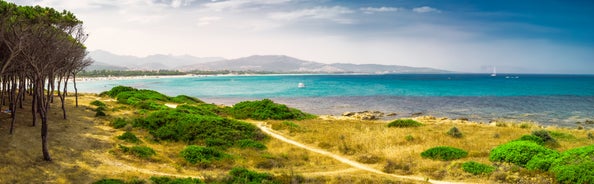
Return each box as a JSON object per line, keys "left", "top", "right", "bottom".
{"left": 342, "top": 111, "right": 387, "bottom": 120}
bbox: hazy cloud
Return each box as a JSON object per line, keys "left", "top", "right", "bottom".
{"left": 269, "top": 6, "right": 355, "bottom": 24}
{"left": 413, "top": 6, "right": 440, "bottom": 13}
{"left": 203, "top": 0, "right": 291, "bottom": 11}
{"left": 360, "top": 7, "right": 402, "bottom": 14}
{"left": 196, "top": 16, "right": 222, "bottom": 26}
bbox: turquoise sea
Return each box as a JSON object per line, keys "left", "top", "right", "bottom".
{"left": 75, "top": 74, "right": 594, "bottom": 127}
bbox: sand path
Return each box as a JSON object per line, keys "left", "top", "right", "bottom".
{"left": 255, "top": 122, "right": 468, "bottom": 184}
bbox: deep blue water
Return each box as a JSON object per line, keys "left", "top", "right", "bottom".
{"left": 75, "top": 74, "right": 594, "bottom": 127}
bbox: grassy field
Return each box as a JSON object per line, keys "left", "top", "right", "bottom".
{"left": 0, "top": 93, "right": 592, "bottom": 183}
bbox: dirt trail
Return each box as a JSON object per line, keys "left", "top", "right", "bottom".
{"left": 255, "top": 122, "right": 468, "bottom": 184}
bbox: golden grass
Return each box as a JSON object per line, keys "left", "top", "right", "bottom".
{"left": 266, "top": 116, "right": 594, "bottom": 183}
{"left": 1, "top": 93, "right": 592, "bottom": 183}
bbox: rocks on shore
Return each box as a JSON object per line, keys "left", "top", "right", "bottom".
{"left": 342, "top": 111, "right": 391, "bottom": 120}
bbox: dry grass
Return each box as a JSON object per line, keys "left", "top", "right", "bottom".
{"left": 266, "top": 116, "right": 594, "bottom": 183}
{"left": 0, "top": 94, "right": 420, "bottom": 183}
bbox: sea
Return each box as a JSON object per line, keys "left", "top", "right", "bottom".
{"left": 74, "top": 74, "right": 594, "bottom": 127}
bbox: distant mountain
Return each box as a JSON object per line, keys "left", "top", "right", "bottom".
{"left": 180, "top": 55, "right": 450, "bottom": 74}
{"left": 87, "top": 51, "right": 450, "bottom": 74}
{"left": 88, "top": 50, "right": 224, "bottom": 70}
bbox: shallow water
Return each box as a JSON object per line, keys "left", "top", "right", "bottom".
{"left": 74, "top": 74, "right": 594, "bottom": 127}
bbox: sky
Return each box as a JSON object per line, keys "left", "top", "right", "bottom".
{"left": 7, "top": 0, "right": 594, "bottom": 74}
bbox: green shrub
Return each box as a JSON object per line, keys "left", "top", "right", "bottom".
{"left": 237, "top": 139, "right": 267, "bottom": 150}
{"left": 104, "top": 85, "right": 137, "bottom": 98}
{"left": 133, "top": 109, "right": 266, "bottom": 147}
{"left": 170, "top": 95, "right": 204, "bottom": 104}
{"left": 149, "top": 176, "right": 203, "bottom": 184}
{"left": 549, "top": 145, "right": 594, "bottom": 184}
{"left": 447, "top": 126, "right": 463, "bottom": 138}
{"left": 226, "top": 167, "right": 279, "bottom": 184}
{"left": 93, "top": 179, "right": 126, "bottom": 184}
{"left": 420, "top": 146, "right": 468, "bottom": 161}
{"left": 90, "top": 100, "right": 106, "bottom": 107}
{"left": 515, "top": 135, "right": 545, "bottom": 145}
{"left": 551, "top": 161, "right": 594, "bottom": 184}
{"left": 117, "top": 132, "right": 141, "bottom": 143}
{"left": 230, "top": 99, "right": 314, "bottom": 120}
{"left": 387, "top": 119, "right": 422, "bottom": 128}
{"left": 489, "top": 141, "right": 555, "bottom": 167}
{"left": 111, "top": 118, "right": 128, "bottom": 129}
{"left": 119, "top": 145, "right": 156, "bottom": 159}
{"left": 95, "top": 110, "right": 107, "bottom": 117}
{"left": 526, "top": 152, "right": 560, "bottom": 171}
{"left": 205, "top": 138, "right": 232, "bottom": 149}
{"left": 461, "top": 161, "right": 495, "bottom": 175}
{"left": 532, "top": 130, "right": 557, "bottom": 145}
{"left": 180, "top": 145, "right": 229, "bottom": 165}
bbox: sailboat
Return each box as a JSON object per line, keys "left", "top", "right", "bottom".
{"left": 491, "top": 67, "right": 497, "bottom": 77}
{"left": 297, "top": 82, "right": 306, "bottom": 88}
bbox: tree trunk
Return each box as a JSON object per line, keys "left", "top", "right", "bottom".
{"left": 73, "top": 73, "right": 79, "bottom": 107}
{"left": 37, "top": 80, "right": 51, "bottom": 161}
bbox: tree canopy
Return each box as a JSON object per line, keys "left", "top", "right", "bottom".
{"left": 1, "top": 0, "right": 92, "bottom": 161}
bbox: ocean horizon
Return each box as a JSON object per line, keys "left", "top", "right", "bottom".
{"left": 74, "top": 73, "right": 594, "bottom": 127}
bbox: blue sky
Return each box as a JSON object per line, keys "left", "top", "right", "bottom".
{"left": 9, "top": 0, "right": 594, "bottom": 73}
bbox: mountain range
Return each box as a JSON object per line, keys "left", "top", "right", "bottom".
{"left": 87, "top": 50, "right": 450, "bottom": 74}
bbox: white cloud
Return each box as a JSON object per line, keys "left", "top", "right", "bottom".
{"left": 196, "top": 16, "right": 222, "bottom": 26}
{"left": 412, "top": 6, "right": 440, "bottom": 13}
{"left": 269, "top": 6, "right": 355, "bottom": 24}
{"left": 203, "top": 0, "right": 290, "bottom": 11}
{"left": 360, "top": 6, "right": 402, "bottom": 14}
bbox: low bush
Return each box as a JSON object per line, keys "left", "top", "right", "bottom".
{"left": 526, "top": 152, "right": 560, "bottom": 171}
{"left": 103, "top": 85, "right": 137, "bottom": 98}
{"left": 180, "top": 145, "right": 229, "bottom": 165}
{"left": 230, "top": 99, "right": 314, "bottom": 120}
{"left": 532, "top": 130, "right": 557, "bottom": 146}
{"left": 170, "top": 95, "right": 204, "bottom": 104}
{"left": 150, "top": 176, "right": 204, "bottom": 184}
{"left": 237, "top": 139, "right": 267, "bottom": 150}
{"left": 95, "top": 110, "right": 107, "bottom": 117}
{"left": 489, "top": 141, "right": 555, "bottom": 167}
{"left": 387, "top": 119, "right": 423, "bottom": 128}
{"left": 90, "top": 100, "right": 106, "bottom": 107}
{"left": 119, "top": 145, "right": 156, "bottom": 159}
{"left": 515, "top": 135, "right": 545, "bottom": 145}
{"left": 225, "top": 167, "right": 279, "bottom": 184}
{"left": 447, "top": 126, "right": 463, "bottom": 138}
{"left": 551, "top": 161, "right": 594, "bottom": 184}
{"left": 420, "top": 146, "right": 468, "bottom": 161}
{"left": 117, "top": 132, "right": 141, "bottom": 143}
{"left": 461, "top": 161, "right": 495, "bottom": 175}
{"left": 111, "top": 118, "right": 128, "bottom": 129}
{"left": 93, "top": 179, "right": 125, "bottom": 184}
{"left": 134, "top": 108, "right": 266, "bottom": 148}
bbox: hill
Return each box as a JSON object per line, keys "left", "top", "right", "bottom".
{"left": 88, "top": 51, "right": 450, "bottom": 74}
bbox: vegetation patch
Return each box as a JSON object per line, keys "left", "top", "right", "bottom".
{"left": 387, "top": 119, "right": 423, "bottom": 128}
{"left": 514, "top": 135, "right": 545, "bottom": 145}
{"left": 133, "top": 108, "right": 265, "bottom": 147}
{"left": 111, "top": 118, "right": 129, "bottom": 129}
{"left": 90, "top": 100, "right": 106, "bottom": 107}
{"left": 150, "top": 176, "right": 204, "bottom": 184}
{"left": 489, "top": 141, "right": 556, "bottom": 167}
{"left": 170, "top": 95, "right": 204, "bottom": 104}
{"left": 225, "top": 167, "right": 279, "bottom": 184}
{"left": 531, "top": 130, "right": 558, "bottom": 146}
{"left": 447, "top": 126, "right": 463, "bottom": 138}
{"left": 237, "top": 139, "right": 267, "bottom": 150}
{"left": 230, "top": 99, "right": 314, "bottom": 120}
{"left": 117, "top": 132, "right": 141, "bottom": 143}
{"left": 102, "top": 86, "right": 138, "bottom": 98}
{"left": 92, "top": 179, "right": 126, "bottom": 184}
{"left": 420, "top": 146, "right": 468, "bottom": 161}
{"left": 461, "top": 161, "right": 495, "bottom": 175}
{"left": 119, "top": 145, "right": 156, "bottom": 159}
{"left": 180, "top": 145, "right": 229, "bottom": 165}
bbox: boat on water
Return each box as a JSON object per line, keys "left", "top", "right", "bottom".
{"left": 298, "top": 82, "right": 306, "bottom": 88}
{"left": 491, "top": 67, "right": 497, "bottom": 77}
